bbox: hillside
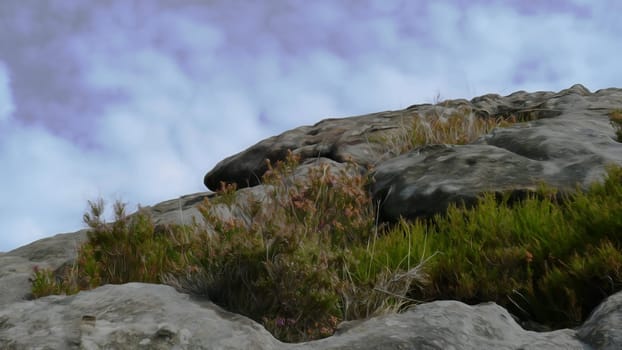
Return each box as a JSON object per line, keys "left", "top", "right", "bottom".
{"left": 1, "top": 84, "right": 622, "bottom": 349}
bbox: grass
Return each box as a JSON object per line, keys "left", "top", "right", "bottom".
{"left": 381, "top": 106, "right": 518, "bottom": 156}
{"left": 610, "top": 109, "right": 622, "bottom": 141}
{"left": 381, "top": 170, "right": 622, "bottom": 328}
{"left": 30, "top": 107, "right": 622, "bottom": 342}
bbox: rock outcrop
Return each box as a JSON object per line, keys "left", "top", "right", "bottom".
{"left": 205, "top": 84, "right": 622, "bottom": 221}
{"left": 2, "top": 280, "right": 620, "bottom": 349}
{"left": 2, "top": 85, "right": 622, "bottom": 349}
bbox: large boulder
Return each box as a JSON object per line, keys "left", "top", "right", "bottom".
{"left": 1, "top": 280, "right": 620, "bottom": 349}
{"left": 204, "top": 84, "right": 622, "bottom": 221}
{"left": 0, "top": 283, "right": 282, "bottom": 350}
{"left": 371, "top": 85, "right": 622, "bottom": 220}
{"left": 0, "top": 230, "right": 88, "bottom": 305}
{"left": 203, "top": 109, "right": 419, "bottom": 191}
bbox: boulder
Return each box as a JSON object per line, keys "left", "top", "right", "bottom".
{"left": 0, "top": 283, "right": 281, "bottom": 350}
{"left": 2, "top": 280, "right": 620, "bottom": 349}
{"left": 204, "top": 109, "right": 417, "bottom": 191}
{"left": 203, "top": 84, "right": 622, "bottom": 221}
{"left": 372, "top": 85, "right": 622, "bottom": 220}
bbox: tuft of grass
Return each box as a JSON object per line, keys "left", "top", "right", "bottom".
{"left": 609, "top": 109, "right": 622, "bottom": 141}
{"left": 30, "top": 265, "right": 65, "bottom": 298}
{"left": 383, "top": 107, "right": 517, "bottom": 156}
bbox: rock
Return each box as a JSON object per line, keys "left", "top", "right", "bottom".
{"left": 204, "top": 109, "right": 416, "bottom": 191}
{"left": 299, "top": 299, "right": 588, "bottom": 350}
{"left": 0, "top": 230, "right": 88, "bottom": 305}
{"left": 2, "top": 281, "right": 620, "bottom": 349}
{"left": 371, "top": 85, "right": 622, "bottom": 220}
{"left": 577, "top": 291, "right": 622, "bottom": 349}
{"left": 204, "top": 86, "right": 622, "bottom": 222}
{"left": 0, "top": 283, "right": 282, "bottom": 350}
{"left": 370, "top": 144, "right": 547, "bottom": 219}
{"left": 142, "top": 191, "right": 211, "bottom": 227}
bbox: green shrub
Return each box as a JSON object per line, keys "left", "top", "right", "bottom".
{"left": 30, "top": 265, "right": 64, "bottom": 298}
{"left": 383, "top": 166, "right": 622, "bottom": 329}
{"left": 174, "top": 152, "right": 390, "bottom": 342}
{"left": 30, "top": 199, "right": 194, "bottom": 297}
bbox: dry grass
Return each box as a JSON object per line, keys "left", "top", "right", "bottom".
{"left": 382, "top": 106, "right": 517, "bottom": 156}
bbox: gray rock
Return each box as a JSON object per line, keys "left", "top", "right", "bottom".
{"left": 0, "top": 230, "right": 88, "bottom": 305}
{"left": 371, "top": 85, "right": 622, "bottom": 221}
{"left": 0, "top": 283, "right": 282, "bottom": 350}
{"left": 3, "top": 280, "right": 618, "bottom": 349}
{"left": 204, "top": 109, "right": 417, "bottom": 191}
{"left": 300, "top": 300, "right": 588, "bottom": 350}
{"left": 142, "top": 191, "right": 211, "bottom": 227}
{"left": 577, "top": 291, "right": 622, "bottom": 350}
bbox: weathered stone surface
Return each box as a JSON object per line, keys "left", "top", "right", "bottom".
{"left": 301, "top": 300, "right": 587, "bottom": 350}
{"left": 371, "top": 84, "right": 622, "bottom": 220}
{"left": 142, "top": 191, "right": 211, "bottom": 227}
{"left": 0, "top": 230, "right": 88, "bottom": 305}
{"left": 577, "top": 291, "right": 622, "bottom": 350}
{"left": 204, "top": 86, "right": 622, "bottom": 221}
{"left": 204, "top": 110, "right": 414, "bottom": 191}
{"left": 370, "top": 144, "right": 548, "bottom": 219}
{"left": 0, "top": 283, "right": 282, "bottom": 350}
{"left": 2, "top": 280, "right": 620, "bottom": 349}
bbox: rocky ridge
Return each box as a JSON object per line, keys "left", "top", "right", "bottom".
{"left": 1, "top": 84, "right": 622, "bottom": 349}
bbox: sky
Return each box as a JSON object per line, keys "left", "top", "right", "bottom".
{"left": 0, "top": 0, "right": 621, "bottom": 252}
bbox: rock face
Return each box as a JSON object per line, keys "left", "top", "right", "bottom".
{"left": 205, "top": 84, "right": 622, "bottom": 221}
{"left": 373, "top": 85, "right": 622, "bottom": 220}
{"left": 2, "top": 85, "right": 622, "bottom": 349}
{"left": 0, "top": 283, "right": 281, "bottom": 350}
{"left": 1, "top": 281, "right": 621, "bottom": 349}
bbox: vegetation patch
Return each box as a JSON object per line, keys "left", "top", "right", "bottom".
{"left": 30, "top": 109, "right": 622, "bottom": 342}
{"left": 384, "top": 107, "right": 517, "bottom": 156}
{"left": 376, "top": 168, "right": 622, "bottom": 329}
{"left": 610, "top": 109, "right": 622, "bottom": 141}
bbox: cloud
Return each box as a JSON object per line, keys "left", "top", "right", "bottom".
{"left": 0, "top": 62, "right": 14, "bottom": 123}
{"left": 0, "top": 123, "right": 97, "bottom": 247}
{"left": 1, "top": 0, "right": 621, "bottom": 251}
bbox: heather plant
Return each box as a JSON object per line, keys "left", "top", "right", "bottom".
{"left": 173, "top": 152, "right": 409, "bottom": 342}
{"left": 31, "top": 199, "right": 193, "bottom": 297}
{"left": 30, "top": 265, "right": 64, "bottom": 298}
{"left": 410, "top": 107, "right": 516, "bottom": 146}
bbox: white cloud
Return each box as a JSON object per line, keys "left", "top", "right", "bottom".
{"left": 0, "top": 62, "right": 14, "bottom": 122}
{"left": 0, "top": 124, "right": 98, "bottom": 250}
{"left": 1, "top": 0, "right": 622, "bottom": 251}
